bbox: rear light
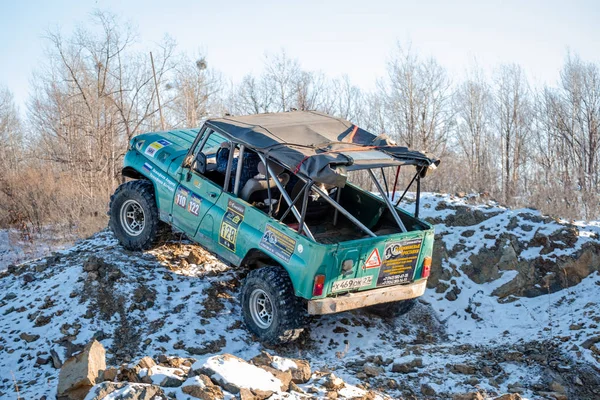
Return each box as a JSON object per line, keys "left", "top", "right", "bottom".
{"left": 421, "top": 256, "right": 432, "bottom": 278}
{"left": 313, "top": 274, "right": 325, "bottom": 296}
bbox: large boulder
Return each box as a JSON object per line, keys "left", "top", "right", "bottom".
{"left": 181, "top": 375, "right": 224, "bottom": 400}
{"left": 198, "top": 354, "right": 282, "bottom": 394}
{"left": 84, "top": 381, "right": 166, "bottom": 400}
{"left": 57, "top": 340, "right": 106, "bottom": 400}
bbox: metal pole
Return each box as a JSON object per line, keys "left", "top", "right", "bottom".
{"left": 394, "top": 171, "right": 419, "bottom": 207}
{"left": 264, "top": 160, "right": 273, "bottom": 216}
{"left": 233, "top": 145, "right": 245, "bottom": 196}
{"left": 150, "top": 52, "right": 165, "bottom": 131}
{"left": 415, "top": 174, "right": 421, "bottom": 218}
{"left": 279, "top": 181, "right": 310, "bottom": 222}
{"left": 391, "top": 165, "right": 401, "bottom": 201}
{"left": 298, "top": 180, "right": 313, "bottom": 235}
{"left": 333, "top": 186, "right": 342, "bottom": 226}
{"left": 368, "top": 169, "right": 407, "bottom": 233}
{"left": 223, "top": 143, "right": 235, "bottom": 193}
{"left": 259, "top": 154, "right": 315, "bottom": 241}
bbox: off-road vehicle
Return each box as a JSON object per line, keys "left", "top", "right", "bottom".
{"left": 109, "top": 111, "right": 440, "bottom": 343}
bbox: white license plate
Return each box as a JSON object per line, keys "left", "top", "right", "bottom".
{"left": 331, "top": 276, "right": 373, "bottom": 293}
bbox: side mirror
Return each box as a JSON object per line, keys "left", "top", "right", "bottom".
{"left": 192, "top": 152, "right": 207, "bottom": 175}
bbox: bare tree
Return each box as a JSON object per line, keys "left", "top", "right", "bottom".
{"left": 453, "top": 68, "right": 495, "bottom": 193}
{"left": 168, "top": 53, "right": 223, "bottom": 127}
{"left": 493, "top": 64, "right": 532, "bottom": 203}
{"left": 0, "top": 86, "right": 22, "bottom": 172}
{"left": 381, "top": 44, "right": 453, "bottom": 154}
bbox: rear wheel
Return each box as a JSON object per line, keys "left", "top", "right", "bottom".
{"left": 240, "top": 266, "right": 305, "bottom": 344}
{"left": 366, "top": 299, "right": 416, "bottom": 318}
{"left": 109, "top": 180, "right": 167, "bottom": 250}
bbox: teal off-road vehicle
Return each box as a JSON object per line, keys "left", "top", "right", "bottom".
{"left": 109, "top": 111, "right": 439, "bottom": 343}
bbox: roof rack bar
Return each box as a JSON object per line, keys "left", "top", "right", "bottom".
{"left": 305, "top": 180, "right": 377, "bottom": 238}
{"left": 233, "top": 145, "right": 245, "bottom": 196}
{"left": 368, "top": 169, "right": 407, "bottom": 233}
{"left": 298, "top": 179, "right": 313, "bottom": 235}
{"left": 223, "top": 142, "right": 236, "bottom": 193}
{"left": 279, "top": 181, "right": 310, "bottom": 222}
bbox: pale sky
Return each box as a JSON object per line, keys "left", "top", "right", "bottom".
{"left": 1, "top": 0, "right": 599, "bottom": 109}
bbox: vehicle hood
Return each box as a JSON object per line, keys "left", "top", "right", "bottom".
{"left": 131, "top": 129, "right": 199, "bottom": 172}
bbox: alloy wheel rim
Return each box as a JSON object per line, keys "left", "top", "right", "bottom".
{"left": 249, "top": 288, "right": 274, "bottom": 329}
{"left": 120, "top": 199, "right": 145, "bottom": 237}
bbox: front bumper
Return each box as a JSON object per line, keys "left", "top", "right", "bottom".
{"left": 307, "top": 279, "right": 427, "bottom": 315}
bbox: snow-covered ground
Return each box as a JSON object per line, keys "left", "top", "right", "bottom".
{"left": 0, "top": 193, "right": 599, "bottom": 399}
{"left": 0, "top": 227, "right": 77, "bottom": 271}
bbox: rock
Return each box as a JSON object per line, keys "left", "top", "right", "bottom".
{"left": 582, "top": 336, "right": 600, "bottom": 349}
{"left": 289, "top": 381, "right": 305, "bottom": 393}
{"left": 137, "top": 356, "right": 156, "bottom": 370}
{"left": 258, "top": 365, "right": 292, "bottom": 391}
{"left": 102, "top": 367, "right": 118, "bottom": 382}
{"left": 20, "top": 332, "right": 40, "bottom": 343}
{"left": 84, "top": 381, "right": 166, "bottom": 400}
{"left": 51, "top": 348, "right": 63, "bottom": 369}
{"left": 83, "top": 256, "right": 103, "bottom": 272}
{"left": 421, "top": 383, "right": 436, "bottom": 396}
{"left": 252, "top": 389, "right": 275, "bottom": 399}
{"left": 536, "top": 392, "right": 567, "bottom": 400}
{"left": 392, "top": 358, "right": 422, "bottom": 373}
{"left": 160, "top": 375, "right": 184, "bottom": 387}
{"left": 290, "top": 359, "right": 311, "bottom": 384}
{"left": 239, "top": 388, "right": 255, "bottom": 400}
{"left": 322, "top": 373, "right": 345, "bottom": 391}
{"left": 118, "top": 365, "right": 141, "bottom": 383}
{"left": 57, "top": 340, "right": 106, "bottom": 400}
{"left": 453, "top": 364, "right": 477, "bottom": 375}
{"left": 452, "top": 393, "right": 484, "bottom": 400}
{"left": 181, "top": 375, "right": 224, "bottom": 400}
{"left": 36, "top": 356, "right": 51, "bottom": 366}
{"left": 187, "top": 250, "right": 205, "bottom": 265}
{"left": 495, "top": 395, "right": 522, "bottom": 400}
{"left": 201, "top": 354, "right": 281, "bottom": 394}
{"left": 549, "top": 381, "right": 566, "bottom": 394}
{"left": 23, "top": 273, "right": 36, "bottom": 283}
{"left": 363, "top": 365, "right": 383, "bottom": 377}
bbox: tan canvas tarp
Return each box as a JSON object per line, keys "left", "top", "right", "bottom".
{"left": 207, "top": 111, "right": 439, "bottom": 186}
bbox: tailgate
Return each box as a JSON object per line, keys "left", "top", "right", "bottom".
{"left": 330, "top": 231, "right": 429, "bottom": 294}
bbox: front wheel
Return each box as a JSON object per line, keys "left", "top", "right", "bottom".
{"left": 240, "top": 266, "right": 305, "bottom": 344}
{"left": 109, "top": 180, "right": 167, "bottom": 251}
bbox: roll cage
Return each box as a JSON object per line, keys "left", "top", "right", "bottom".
{"left": 182, "top": 122, "right": 433, "bottom": 242}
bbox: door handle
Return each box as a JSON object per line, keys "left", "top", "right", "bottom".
{"left": 208, "top": 192, "right": 218, "bottom": 198}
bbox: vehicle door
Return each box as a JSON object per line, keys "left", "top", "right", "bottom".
{"left": 170, "top": 128, "right": 228, "bottom": 246}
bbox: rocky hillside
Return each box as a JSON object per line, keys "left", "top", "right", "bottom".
{"left": 1, "top": 193, "right": 599, "bottom": 399}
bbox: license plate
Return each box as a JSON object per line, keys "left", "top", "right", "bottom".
{"left": 331, "top": 276, "right": 373, "bottom": 293}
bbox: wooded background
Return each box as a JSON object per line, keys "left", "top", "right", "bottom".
{"left": 1, "top": 12, "right": 598, "bottom": 240}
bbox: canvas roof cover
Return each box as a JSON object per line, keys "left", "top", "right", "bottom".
{"left": 207, "top": 111, "right": 439, "bottom": 186}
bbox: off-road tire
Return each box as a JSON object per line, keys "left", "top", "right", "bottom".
{"left": 366, "top": 299, "right": 416, "bottom": 318}
{"left": 109, "top": 180, "right": 167, "bottom": 251}
{"left": 240, "top": 266, "right": 305, "bottom": 344}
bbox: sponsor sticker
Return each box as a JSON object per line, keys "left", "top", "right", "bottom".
{"left": 219, "top": 200, "right": 245, "bottom": 252}
{"left": 259, "top": 224, "right": 296, "bottom": 263}
{"left": 331, "top": 276, "right": 373, "bottom": 292}
{"left": 377, "top": 238, "right": 422, "bottom": 286}
{"left": 188, "top": 193, "right": 201, "bottom": 216}
{"left": 136, "top": 140, "right": 145, "bottom": 151}
{"left": 144, "top": 140, "right": 172, "bottom": 158}
{"left": 175, "top": 187, "right": 189, "bottom": 208}
{"left": 364, "top": 248, "right": 382, "bottom": 269}
{"left": 146, "top": 166, "right": 176, "bottom": 193}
